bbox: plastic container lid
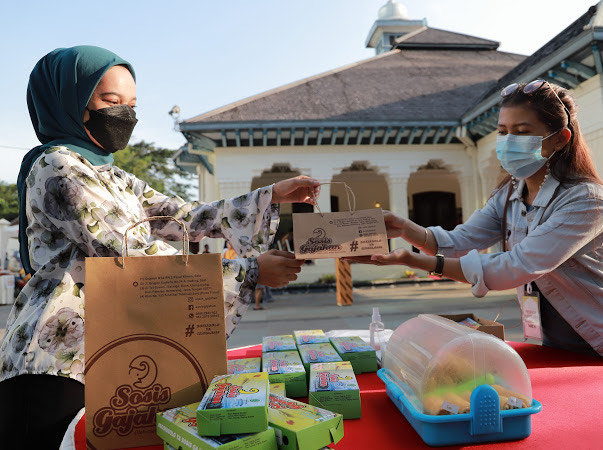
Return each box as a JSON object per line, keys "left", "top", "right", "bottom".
{"left": 382, "top": 314, "right": 532, "bottom": 414}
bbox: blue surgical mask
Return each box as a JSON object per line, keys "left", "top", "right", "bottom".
{"left": 495, "top": 130, "right": 559, "bottom": 179}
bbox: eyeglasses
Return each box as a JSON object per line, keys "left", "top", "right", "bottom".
{"left": 501, "top": 79, "right": 572, "bottom": 128}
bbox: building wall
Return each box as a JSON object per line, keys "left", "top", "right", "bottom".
{"left": 213, "top": 143, "right": 478, "bottom": 283}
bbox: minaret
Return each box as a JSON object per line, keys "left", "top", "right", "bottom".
{"left": 365, "top": 0, "right": 427, "bottom": 55}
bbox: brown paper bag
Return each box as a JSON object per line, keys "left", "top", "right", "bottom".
{"left": 292, "top": 182, "right": 389, "bottom": 259}
{"left": 84, "top": 217, "right": 227, "bottom": 449}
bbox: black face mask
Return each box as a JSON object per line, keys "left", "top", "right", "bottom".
{"left": 84, "top": 105, "right": 138, "bottom": 153}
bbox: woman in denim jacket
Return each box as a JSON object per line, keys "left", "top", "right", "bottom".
{"left": 350, "top": 81, "right": 602, "bottom": 356}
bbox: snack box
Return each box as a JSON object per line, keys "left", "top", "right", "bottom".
{"left": 268, "top": 394, "right": 344, "bottom": 450}
{"left": 227, "top": 358, "right": 262, "bottom": 375}
{"left": 262, "top": 351, "right": 307, "bottom": 397}
{"left": 157, "top": 401, "right": 277, "bottom": 450}
{"left": 309, "top": 361, "right": 361, "bottom": 419}
{"left": 298, "top": 343, "right": 343, "bottom": 372}
{"left": 263, "top": 335, "right": 297, "bottom": 352}
{"left": 330, "top": 336, "right": 378, "bottom": 374}
{"left": 269, "top": 382, "right": 286, "bottom": 397}
{"left": 196, "top": 373, "right": 269, "bottom": 436}
{"left": 293, "top": 329, "right": 329, "bottom": 346}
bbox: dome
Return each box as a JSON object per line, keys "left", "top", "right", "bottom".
{"left": 378, "top": 0, "right": 409, "bottom": 20}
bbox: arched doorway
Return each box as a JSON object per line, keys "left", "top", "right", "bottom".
{"left": 407, "top": 160, "right": 462, "bottom": 250}
{"left": 251, "top": 163, "right": 312, "bottom": 251}
{"left": 330, "top": 161, "right": 390, "bottom": 212}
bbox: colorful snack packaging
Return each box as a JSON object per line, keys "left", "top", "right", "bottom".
{"left": 298, "top": 343, "right": 342, "bottom": 372}
{"left": 262, "top": 351, "right": 307, "bottom": 397}
{"left": 293, "top": 330, "right": 329, "bottom": 346}
{"left": 268, "top": 394, "right": 344, "bottom": 450}
{"left": 269, "top": 383, "right": 286, "bottom": 397}
{"left": 227, "top": 358, "right": 262, "bottom": 375}
{"left": 262, "top": 335, "right": 297, "bottom": 352}
{"left": 308, "top": 361, "right": 361, "bottom": 419}
{"left": 196, "top": 373, "right": 269, "bottom": 436}
{"left": 329, "top": 336, "right": 378, "bottom": 374}
{"left": 157, "top": 401, "right": 277, "bottom": 450}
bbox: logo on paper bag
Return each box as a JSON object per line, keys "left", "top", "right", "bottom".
{"left": 92, "top": 355, "right": 172, "bottom": 437}
{"left": 299, "top": 228, "right": 342, "bottom": 254}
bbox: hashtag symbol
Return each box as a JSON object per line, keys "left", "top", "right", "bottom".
{"left": 185, "top": 324, "right": 195, "bottom": 337}
{"left": 350, "top": 241, "right": 359, "bottom": 252}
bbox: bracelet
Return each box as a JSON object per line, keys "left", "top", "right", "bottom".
{"left": 419, "top": 229, "right": 429, "bottom": 248}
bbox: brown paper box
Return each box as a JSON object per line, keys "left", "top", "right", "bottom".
{"left": 85, "top": 253, "right": 227, "bottom": 449}
{"left": 292, "top": 208, "right": 388, "bottom": 259}
{"left": 439, "top": 313, "right": 505, "bottom": 340}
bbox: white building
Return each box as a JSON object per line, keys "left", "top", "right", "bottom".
{"left": 175, "top": 1, "right": 603, "bottom": 283}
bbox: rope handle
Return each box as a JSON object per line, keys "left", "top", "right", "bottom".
{"left": 121, "top": 216, "right": 189, "bottom": 268}
{"left": 312, "top": 182, "right": 357, "bottom": 217}
{"left": 493, "top": 297, "right": 523, "bottom": 330}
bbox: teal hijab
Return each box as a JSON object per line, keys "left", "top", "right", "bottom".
{"left": 18, "top": 45, "right": 136, "bottom": 274}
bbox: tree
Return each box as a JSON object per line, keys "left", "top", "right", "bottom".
{"left": 0, "top": 181, "right": 19, "bottom": 221}
{"left": 113, "top": 141, "right": 193, "bottom": 200}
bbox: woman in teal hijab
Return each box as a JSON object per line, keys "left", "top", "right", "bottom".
{"left": 18, "top": 45, "right": 136, "bottom": 275}
{"left": 1, "top": 45, "right": 318, "bottom": 447}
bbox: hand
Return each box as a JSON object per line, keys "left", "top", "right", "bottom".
{"left": 257, "top": 250, "right": 305, "bottom": 288}
{"left": 383, "top": 211, "right": 405, "bottom": 239}
{"left": 272, "top": 176, "right": 321, "bottom": 204}
{"left": 344, "top": 248, "right": 412, "bottom": 266}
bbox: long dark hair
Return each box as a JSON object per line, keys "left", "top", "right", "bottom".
{"left": 496, "top": 82, "right": 601, "bottom": 250}
{"left": 497, "top": 82, "right": 601, "bottom": 189}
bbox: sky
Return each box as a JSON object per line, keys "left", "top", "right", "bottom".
{"left": 0, "top": 0, "right": 597, "bottom": 183}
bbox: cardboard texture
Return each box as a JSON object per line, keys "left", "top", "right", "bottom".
{"left": 292, "top": 208, "right": 388, "bottom": 259}
{"left": 309, "top": 362, "right": 361, "bottom": 419}
{"left": 196, "top": 373, "right": 269, "bottom": 436}
{"left": 269, "top": 383, "right": 286, "bottom": 397}
{"left": 268, "top": 394, "right": 344, "bottom": 450}
{"left": 85, "top": 253, "right": 227, "bottom": 449}
{"left": 293, "top": 330, "right": 329, "bottom": 346}
{"left": 262, "top": 351, "right": 307, "bottom": 398}
{"left": 157, "top": 402, "right": 277, "bottom": 450}
{"left": 262, "top": 335, "right": 297, "bottom": 352}
{"left": 329, "top": 336, "right": 378, "bottom": 374}
{"left": 439, "top": 313, "right": 505, "bottom": 340}
{"left": 227, "top": 358, "right": 262, "bottom": 375}
{"left": 298, "top": 343, "right": 343, "bottom": 372}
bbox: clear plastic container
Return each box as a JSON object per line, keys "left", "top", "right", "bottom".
{"left": 379, "top": 314, "right": 541, "bottom": 446}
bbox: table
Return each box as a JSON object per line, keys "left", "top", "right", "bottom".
{"left": 77, "top": 342, "right": 602, "bottom": 449}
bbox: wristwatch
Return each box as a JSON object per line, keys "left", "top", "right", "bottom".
{"left": 430, "top": 254, "right": 445, "bottom": 277}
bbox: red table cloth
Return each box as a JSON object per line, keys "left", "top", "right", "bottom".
{"left": 76, "top": 342, "right": 602, "bottom": 449}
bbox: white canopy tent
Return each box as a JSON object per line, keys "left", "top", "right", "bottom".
{"left": 0, "top": 219, "right": 18, "bottom": 304}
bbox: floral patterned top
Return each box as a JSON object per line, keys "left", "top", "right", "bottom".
{"left": 0, "top": 146, "right": 279, "bottom": 384}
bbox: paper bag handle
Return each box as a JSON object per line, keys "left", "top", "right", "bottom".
{"left": 121, "top": 216, "right": 190, "bottom": 267}
{"left": 313, "top": 182, "right": 357, "bottom": 217}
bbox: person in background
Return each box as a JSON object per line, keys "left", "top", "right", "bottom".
{"left": 203, "top": 243, "right": 210, "bottom": 253}
{"left": 349, "top": 80, "right": 601, "bottom": 356}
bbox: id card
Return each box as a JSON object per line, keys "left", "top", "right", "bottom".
{"left": 292, "top": 208, "right": 388, "bottom": 259}
{"left": 519, "top": 284, "right": 542, "bottom": 340}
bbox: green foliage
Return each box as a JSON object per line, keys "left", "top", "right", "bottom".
{"left": 0, "top": 181, "right": 19, "bottom": 221}
{"left": 313, "top": 273, "right": 336, "bottom": 285}
{"left": 113, "top": 141, "right": 193, "bottom": 200}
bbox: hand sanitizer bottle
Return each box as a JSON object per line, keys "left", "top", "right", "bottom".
{"left": 369, "top": 307, "right": 385, "bottom": 351}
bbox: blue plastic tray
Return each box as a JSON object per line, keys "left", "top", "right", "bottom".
{"left": 378, "top": 368, "right": 542, "bottom": 447}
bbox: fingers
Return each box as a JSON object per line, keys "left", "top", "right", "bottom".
{"left": 269, "top": 250, "right": 296, "bottom": 258}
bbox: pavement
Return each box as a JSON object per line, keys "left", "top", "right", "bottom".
{"left": 0, "top": 283, "right": 523, "bottom": 349}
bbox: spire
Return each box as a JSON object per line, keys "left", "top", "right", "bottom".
{"left": 365, "top": 1, "right": 427, "bottom": 54}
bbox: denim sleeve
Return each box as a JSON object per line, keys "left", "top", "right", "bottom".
{"left": 460, "top": 184, "right": 603, "bottom": 297}
{"left": 428, "top": 188, "right": 505, "bottom": 258}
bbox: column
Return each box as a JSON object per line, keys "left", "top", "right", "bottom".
{"left": 458, "top": 174, "right": 475, "bottom": 223}
{"left": 387, "top": 174, "right": 410, "bottom": 250}
{"left": 311, "top": 168, "right": 334, "bottom": 214}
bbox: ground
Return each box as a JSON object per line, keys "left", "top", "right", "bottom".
{"left": 0, "top": 282, "right": 524, "bottom": 349}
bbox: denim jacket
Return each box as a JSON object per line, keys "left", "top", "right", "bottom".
{"left": 429, "top": 175, "right": 603, "bottom": 355}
